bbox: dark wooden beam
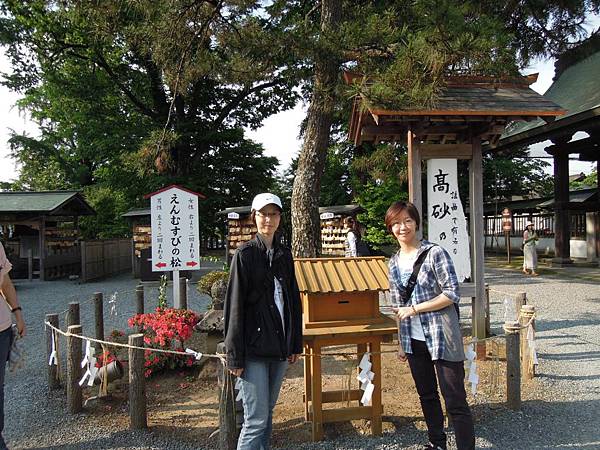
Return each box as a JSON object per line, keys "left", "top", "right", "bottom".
{"left": 420, "top": 144, "right": 473, "bottom": 160}
{"left": 546, "top": 136, "right": 600, "bottom": 155}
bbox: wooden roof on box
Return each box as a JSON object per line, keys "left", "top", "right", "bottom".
{"left": 294, "top": 256, "right": 389, "bottom": 294}
{"left": 345, "top": 72, "right": 566, "bottom": 148}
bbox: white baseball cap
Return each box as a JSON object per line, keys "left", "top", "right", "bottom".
{"left": 251, "top": 193, "right": 283, "bottom": 212}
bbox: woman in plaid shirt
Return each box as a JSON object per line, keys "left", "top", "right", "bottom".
{"left": 386, "top": 201, "right": 474, "bottom": 450}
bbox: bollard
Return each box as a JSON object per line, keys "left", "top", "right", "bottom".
{"left": 67, "top": 302, "right": 80, "bottom": 327}
{"left": 504, "top": 320, "right": 521, "bottom": 410}
{"left": 179, "top": 277, "right": 188, "bottom": 310}
{"left": 45, "top": 313, "right": 60, "bottom": 390}
{"left": 484, "top": 283, "right": 491, "bottom": 337}
{"left": 135, "top": 284, "right": 144, "bottom": 315}
{"left": 217, "top": 341, "right": 238, "bottom": 450}
{"left": 514, "top": 292, "right": 526, "bottom": 320}
{"left": 93, "top": 292, "right": 104, "bottom": 351}
{"left": 129, "top": 333, "right": 147, "bottom": 429}
{"left": 66, "top": 325, "right": 83, "bottom": 413}
{"left": 520, "top": 305, "right": 536, "bottom": 380}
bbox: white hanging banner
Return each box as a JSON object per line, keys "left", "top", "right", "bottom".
{"left": 427, "top": 159, "right": 471, "bottom": 281}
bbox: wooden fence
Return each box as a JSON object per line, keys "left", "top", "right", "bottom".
{"left": 81, "top": 239, "right": 132, "bottom": 283}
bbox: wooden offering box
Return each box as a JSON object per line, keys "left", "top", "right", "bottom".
{"left": 294, "top": 256, "right": 390, "bottom": 329}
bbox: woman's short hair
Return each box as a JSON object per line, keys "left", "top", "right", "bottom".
{"left": 384, "top": 201, "right": 420, "bottom": 232}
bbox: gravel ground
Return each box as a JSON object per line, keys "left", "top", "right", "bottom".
{"left": 4, "top": 263, "right": 600, "bottom": 450}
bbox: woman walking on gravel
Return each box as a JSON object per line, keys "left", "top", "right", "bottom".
{"left": 224, "top": 193, "right": 303, "bottom": 450}
{"left": 386, "top": 201, "right": 474, "bottom": 450}
{"left": 522, "top": 222, "right": 539, "bottom": 276}
{"left": 0, "top": 241, "right": 26, "bottom": 450}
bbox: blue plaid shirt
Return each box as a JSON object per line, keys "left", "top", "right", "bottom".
{"left": 388, "top": 240, "right": 461, "bottom": 360}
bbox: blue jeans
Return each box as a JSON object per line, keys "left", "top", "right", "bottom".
{"left": 237, "top": 359, "right": 288, "bottom": 450}
{"left": 0, "top": 327, "right": 11, "bottom": 450}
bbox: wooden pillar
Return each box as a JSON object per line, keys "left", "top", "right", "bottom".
{"left": 67, "top": 302, "right": 80, "bottom": 328}
{"left": 407, "top": 129, "right": 423, "bottom": 239}
{"left": 93, "top": 293, "right": 104, "bottom": 351}
{"left": 551, "top": 147, "right": 573, "bottom": 266}
{"left": 469, "top": 136, "right": 486, "bottom": 341}
{"left": 310, "top": 342, "right": 323, "bottom": 441}
{"left": 45, "top": 313, "right": 60, "bottom": 390}
{"left": 504, "top": 321, "right": 521, "bottom": 410}
{"left": 66, "top": 325, "right": 83, "bottom": 413}
{"left": 39, "top": 216, "right": 46, "bottom": 281}
{"left": 129, "top": 333, "right": 147, "bottom": 429}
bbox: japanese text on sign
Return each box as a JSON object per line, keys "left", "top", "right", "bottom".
{"left": 150, "top": 186, "right": 200, "bottom": 272}
{"left": 427, "top": 159, "right": 471, "bottom": 281}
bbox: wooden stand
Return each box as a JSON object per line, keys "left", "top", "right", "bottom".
{"left": 302, "top": 319, "right": 396, "bottom": 441}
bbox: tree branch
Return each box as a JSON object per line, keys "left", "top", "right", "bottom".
{"left": 211, "top": 78, "right": 286, "bottom": 128}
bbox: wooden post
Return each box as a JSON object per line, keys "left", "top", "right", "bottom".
{"left": 179, "top": 277, "right": 188, "bottom": 310}
{"left": 128, "top": 333, "right": 147, "bottom": 429}
{"left": 67, "top": 302, "right": 80, "bottom": 327}
{"left": 407, "top": 129, "right": 423, "bottom": 239}
{"left": 27, "top": 248, "right": 33, "bottom": 281}
{"left": 45, "top": 313, "right": 60, "bottom": 390}
{"left": 217, "top": 341, "right": 238, "bottom": 450}
{"left": 504, "top": 321, "right": 521, "bottom": 410}
{"left": 135, "top": 284, "right": 145, "bottom": 315}
{"left": 520, "top": 305, "right": 536, "bottom": 380}
{"left": 484, "top": 284, "right": 491, "bottom": 338}
{"left": 94, "top": 292, "right": 104, "bottom": 351}
{"left": 39, "top": 217, "right": 46, "bottom": 281}
{"left": 469, "top": 136, "right": 486, "bottom": 343}
{"left": 80, "top": 240, "right": 87, "bottom": 283}
{"left": 515, "top": 292, "right": 526, "bottom": 321}
{"left": 66, "top": 324, "right": 83, "bottom": 413}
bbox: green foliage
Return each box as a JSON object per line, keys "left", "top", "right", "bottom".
{"left": 355, "top": 178, "right": 408, "bottom": 248}
{"left": 0, "top": 0, "right": 291, "bottom": 238}
{"left": 197, "top": 271, "right": 229, "bottom": 296}
{"left": 78, "top": 185, "right": 131, "bottom": 239}
{"left": 570, "top": 169, "right": 598, "bottom": 190}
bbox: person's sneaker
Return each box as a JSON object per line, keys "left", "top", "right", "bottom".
{"left": 423, "top": 444, "right": 445, "bottom": 450}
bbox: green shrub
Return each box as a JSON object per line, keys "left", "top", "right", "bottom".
{"left": 197, "top": 271, "right": 229, "bottom": 296}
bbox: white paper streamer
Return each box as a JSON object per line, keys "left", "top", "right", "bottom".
{"left": 235, "top": 377, "right": 243, "bottom": 402}
{"left": 109, "top": 292, "right": 118, "bottom": 316}
{"left": 357, "top": 352, "right": 375, "bottom": 406}
{"left": 465, "top": 343, "right": 478, "bottom": 395}
{"left": 185, "top": 348, "right": 203, "bottom": 360}
{"left": 79, "top": 341, "right": 98, "bottom": 387}
{"left": 48, "top": 331, "right": 57, "bottom": 366}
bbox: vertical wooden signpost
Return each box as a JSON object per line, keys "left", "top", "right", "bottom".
{"left": 502, "top": 208, "right": 512, "bottom": 263}
{"left": 147, "top": 185, "right": 201, "bottom": 309}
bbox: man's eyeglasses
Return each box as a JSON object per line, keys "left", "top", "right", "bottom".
{"left": 256, "top": 211, "right": 281, "bottom": 218}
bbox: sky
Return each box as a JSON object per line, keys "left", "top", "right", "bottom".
{"left": 1, "top": 19, "right": 598, "bottom": 184}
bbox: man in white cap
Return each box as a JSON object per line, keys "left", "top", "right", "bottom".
{"left": 224, "top": 193, "right": 302, "bottom": 449}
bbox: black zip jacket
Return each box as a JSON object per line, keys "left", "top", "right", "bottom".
{"left": 224, "top": 233, "right": 303, "bottom": 369}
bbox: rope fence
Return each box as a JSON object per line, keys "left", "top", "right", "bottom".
{"left": 42, "top": 281, "right": 538, "bottom": 449}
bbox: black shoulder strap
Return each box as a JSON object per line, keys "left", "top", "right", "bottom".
{"left": 403, "top": 245, "right": 434, "bottom": 305}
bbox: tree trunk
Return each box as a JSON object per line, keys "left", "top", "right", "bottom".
{"left": 291, "top": 0, "right": 341, "bottom": 258}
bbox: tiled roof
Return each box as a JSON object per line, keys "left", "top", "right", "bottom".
{"left": 0, "top": 191, "right": 95, "bottom": 215}
{"left": 294, "top": 256, "right": 389, "bottom": 294}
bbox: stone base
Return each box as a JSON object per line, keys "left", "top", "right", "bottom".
{"left": 550, "top": 257, "right": 573, "bottom": 267}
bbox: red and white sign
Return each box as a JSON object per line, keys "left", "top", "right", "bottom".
{"left": 149, "top": 185, "right": 201, "bottom": 272}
